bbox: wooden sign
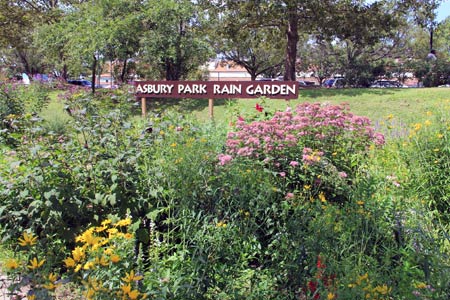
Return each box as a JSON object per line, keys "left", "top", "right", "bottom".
{"left": 135, "top": 80, "right": 299, "bottom": 117}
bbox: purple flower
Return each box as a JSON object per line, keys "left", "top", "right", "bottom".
{"left": 338, "top": 171, "right": 347, "bottom": 178}
{"left": 217, "top": 154, "right": 233, "bottom": 166}
{"left": 289, "top": 161, "right": 299, "bottom": 167}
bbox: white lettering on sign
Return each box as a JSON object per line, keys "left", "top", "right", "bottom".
{"left": 246, "top": 84, "right": 296, "bottom": 96}
{"left": 136, "top": 84, "right": 174, "bottom": 94}
{"left": 178, "top": 84, "right": 207, "bottom": 94}
{"left": 212, "top": 84, "right": 242, "bottom": 95}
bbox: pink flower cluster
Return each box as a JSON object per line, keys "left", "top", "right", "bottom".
{"left": 222, "top": 102, "right": 385, "bottom": 162}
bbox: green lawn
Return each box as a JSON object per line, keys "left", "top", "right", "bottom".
{"left": 40, "top": 87, "right": 450, "bottom": 127}
{"left": 187, "top": 87, "right": 450, "bottom": 125}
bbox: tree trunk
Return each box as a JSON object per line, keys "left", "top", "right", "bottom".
{"left": 120, "top": 58, "right": 128, "bottom": 84}
{"left": 429, "top": 27, "right": 434, "bottom": 52}
{"left": 284, "top": 7, "right": 299, "bottom": 81}
{"left": 91, "top": 55, "right": 97, "bottom": 94}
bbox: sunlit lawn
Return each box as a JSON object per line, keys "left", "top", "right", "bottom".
{"left": 200, "top": 87, "right": 450, "bottom": 125}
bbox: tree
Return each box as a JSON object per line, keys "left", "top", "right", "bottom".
{"left": 217, "top": 24, "right": 284, "bottom": 80}
{"left": 140, "top": 0, "right": 213, "bottom": 81}
{"left": 0, "top": 1, "right": 45, "bottom": 75}
{"left": 35, "top": 0, "right": 144, "bottom": 90}
{"left": 406, "top": 0, "right": 442, "bottom": 51}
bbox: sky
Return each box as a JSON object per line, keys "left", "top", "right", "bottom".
{"left": 437, "top": 0, "right": 450, "bottom": 22}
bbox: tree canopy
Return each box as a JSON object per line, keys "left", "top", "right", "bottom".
{"left": 0, "top": 0, "right": 449, "bottom": 86}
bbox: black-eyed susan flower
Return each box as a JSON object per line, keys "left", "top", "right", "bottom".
{"left": 122, "top": 270, "right": 143, "bottom": 283}
{"left": 18, "top": 231, "right": 37, "bottom": 247}
{"left": 115, "top": 218, "right": 132, "bottom": 227}
{"left": 63, "top": 257, "right": 76, "bottom": 268}
{"left": 110, "top": 254, "right": 121, "bottom": 263}
{"left": 5, "top": 258, "right": 19, "bottom": 270}
{"left": 27, "top": 257, "right": 45, "bottom": 270}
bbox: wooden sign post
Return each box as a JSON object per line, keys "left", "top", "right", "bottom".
{"left": 208, "top": 98, "right": 214, "bottom": 119}
{"left": 141, "top": 97, "right": 147, "bottom": 117}
{"left": 135, "top": 81, "right": 299, "bottom": 118}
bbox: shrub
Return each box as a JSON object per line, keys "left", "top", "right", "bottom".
{"left": 221, "top": 102, "right": 384, "bottom": 203}
{"left": 1, "top": 82, "right": 50, "bottom": 146}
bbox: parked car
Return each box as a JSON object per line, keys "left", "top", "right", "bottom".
{"left": 370, "top": 80, "right": 405, "bottom": 88}
{"left": 322, "top": 78, "right": 345, "bottom": 88}
{"left": 67, "top": 79, "right": 102, "bottom": 88}
{"left": 68, "top": 79, "right": 92, "bottom": 87}
{"left": 298, "top": 80, "right": 317, "bottom": 88}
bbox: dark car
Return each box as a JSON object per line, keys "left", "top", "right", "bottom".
{"left": 68, "top": 79, "right": 93, "bottom": 87}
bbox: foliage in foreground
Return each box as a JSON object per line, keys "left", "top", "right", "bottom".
{"left": 1, "top": 90, "right": 450, "bottom": 299}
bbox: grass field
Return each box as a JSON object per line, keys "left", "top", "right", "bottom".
{"left": 41, "top": 87, "right": 450, "bottom": 127}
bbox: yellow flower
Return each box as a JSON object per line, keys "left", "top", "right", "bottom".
{"left": 319, "top": 192, "right": 326, "bottom": 203}
{"left": 413, "top": 123, "right": 422, "bottom": 131}
{"left": 72, "top": 247, "right": 85, "bottom": 262}
{"left": 303, "top": 185, "right": 311, "bottom": 190}
{"left": 64, "top": 257, "right": 76, "bottom": 268}
{"left": 48, "top": 273, "right": 58, "bottom": 282}
{"left": 356, "top": 273, "right": 369, "bottom": 284}
{"left": 327, "top": 292, "right": 336, "bottom": 300}
{"left": 426, "top": 111, "right": 432, "bottom": 116}
{"left": 75, "top": 264, "right": 82, "bottom": 273}
{"left": 122, "top": 270, "right": 143, "bottom": 283}
{"left": 424, "top": 119, "right": 432, "bottom": 126}
{"left": 18, "top": 232, "right": 38, "bottom": 247}
{"left": 94, "top": 225, "right": 108, "bottom": 233}
{"left": 170, "top": 142, "right": 177, "bottom": 147}
{"left": 27, "top": 294, "right": 36, "bottom": 300}
{"left": 121, "top": 283, "right": 132, "bottom": 294}
{"left": 115, "top": 218, "right": 132, "bottom": 227}
{"left": 216, "top": 221, "right": 227, "bottom": 228}
{"left": 95, "top": 256, "right": 109, "bottom": 266}
{"left": 83, "top": 261, "right": 95, "bottom": 270}
{"left": 128, "top": 289, "right": 140, "bottom": 299}
{"left": 104, "top": 247, "right": 115, "bottom": 255}
{"left": 414, "top": 282, "right": 427, "bottom": 289}
{"left": 357, "top": 201, "right": 364, "bottom": 206}
{"left": 101, "top": 219, "right": 112, "bottom": 226}
{"left": 373, "top": 284, "right": 391, "bottom": 295}
{"left": 84, "top": 288, "right": 96, "bottom": 300}
{"left": 107, "top": 227, "right": 119, "bottom": 237}
{"left": 123, "top": 233, "right": 134, "bottom": 239}
{"left": 42, "top": 282, "right": 57, "bottom": 290}
{"left": 437, "top": 133, "right": 443, "bottom": 139}
{"left": 76, "top": 228, "right": 94, "bottom": 243}
{"left": 27, "top": 257, "right": 45, "bottom": 270}
{"left": 5, "top": 258, "right": 20, "bottom": 270}
{"left": 110, "top": 254, "right": 121, "bottom": 263}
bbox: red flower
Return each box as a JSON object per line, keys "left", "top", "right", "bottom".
{"left": 238, "top": 116, "right": 245, "bottom": 122}
{"left": 307, "top": 281, "right": 320, "bottom": 299}
{"left": 255, "top": 103, "right": 264, "bottom": 112}
{"left": 317, "top": 256, "right": 326, "bottom": 269}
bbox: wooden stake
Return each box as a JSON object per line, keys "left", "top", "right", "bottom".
{"left": 141, "top": 97, "right": 147, "bottom": 117}
{"left": 209, "top": 98, "right": 214, "bottom": 119}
